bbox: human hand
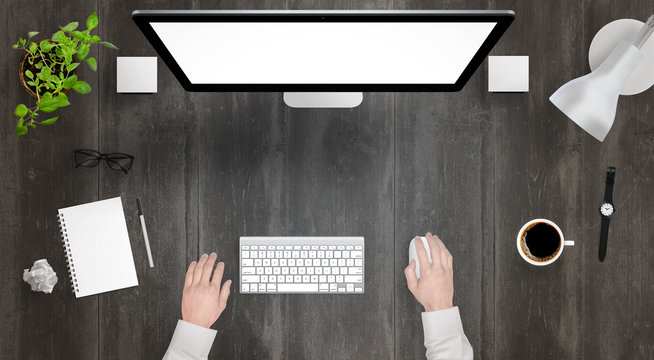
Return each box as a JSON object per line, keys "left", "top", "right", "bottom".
{"left": 181, "top": 252, "right": 232, "bottom": 328}
{"left": 404, "top": 233, "right": 454, "bottom": 312}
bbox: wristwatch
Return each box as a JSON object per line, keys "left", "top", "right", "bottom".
{"left": 599, "top": 167, "right": 616, "bottom": 262}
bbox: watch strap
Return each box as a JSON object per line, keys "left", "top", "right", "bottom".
{"left": 604, "top": 167, "right": 616, "bottom": 203}
{"left": 599, "top": 216, "right": 610, "bottom": 262}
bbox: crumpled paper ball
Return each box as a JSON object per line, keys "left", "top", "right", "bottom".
{"left": 23, "top": 259, "right": 58, "bottom": 293}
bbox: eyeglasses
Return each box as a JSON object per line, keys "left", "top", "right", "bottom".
{"left": 74, "top": 149, "right": 135, "bottom": 174}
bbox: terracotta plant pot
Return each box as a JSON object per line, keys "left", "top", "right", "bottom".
{"left": 18, "top": 39, "right": 74, "bottom": 99}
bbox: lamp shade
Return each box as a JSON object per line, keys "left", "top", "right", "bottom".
{"left": 550, "top": 41, "right": 643, "bottom": 141}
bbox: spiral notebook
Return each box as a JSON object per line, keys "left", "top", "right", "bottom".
{"left": 58, "top": 197, "right": 139, "bottom": 298}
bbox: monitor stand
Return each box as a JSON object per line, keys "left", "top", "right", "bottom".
{"left": 283, "top": 92, "right": 363, "bottom": 108}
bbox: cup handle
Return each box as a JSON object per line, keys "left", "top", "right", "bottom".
{"left": 564, "top": 240, "right": 575, "bottom": 246}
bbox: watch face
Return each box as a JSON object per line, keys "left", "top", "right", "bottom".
{"left": 600, "top": 202, "right": 614, "bottom": 217}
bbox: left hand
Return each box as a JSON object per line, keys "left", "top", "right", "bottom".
{"left": 181, "top": 252, "right": 232, "bottom": 328}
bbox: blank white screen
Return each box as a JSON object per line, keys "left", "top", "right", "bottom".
{"left": 151, "top": 22, "right": 496, "bottom": 84}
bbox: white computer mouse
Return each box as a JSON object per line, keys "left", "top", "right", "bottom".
{"left": 408, "top": 237, "right": 432, "bottom": 279}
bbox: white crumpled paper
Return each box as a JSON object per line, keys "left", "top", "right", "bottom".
{"left": 23, "top": 259, "right": 58, "bottom": 293}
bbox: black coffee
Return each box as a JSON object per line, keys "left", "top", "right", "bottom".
{"left": 521, "top": 222, "right": 561, "bottom": 262}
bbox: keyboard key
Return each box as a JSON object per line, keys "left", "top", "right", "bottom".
{"left": 355, "top": 245, "right": 362, "bottom": 250}
{"left": 336, "top": 276, "right": 344, "bottom": 283}
{"left": 334, "top": 251, "right": 342, "bottom": 258}
{"left": 311, "top": 275, "right": 318, "bottom": 283}
{"left": 355, "top": 259, "right": 362, "bottom": 266}
{"left": 346, "top": 246, "right": 353, "bottom": 250}
{"left": 302, "top": 246, "right": 310, "bottom": 250}
{"left": 330, "top": 259, "right": 337, "bottom": 267}
{"left": 289, "top": 259, "right": 296, "bottom": 267}
{"left": 256, "top": 268, "right": 264, "bottom": 275}
{"left": 328, "top": 246, "right": 336, "bottom": 250}
{"left": 348, "top": 267, "right": 363, "bottom": 275}
{"left": 343, "top": 251, "right": 350, "bottom": 258}
{"left": 259, "top": 245, "right": 267, "bottom": 250}
{"left": 337, "top": 246, "right": 345, "bottom": 250}
{"left": 290, "top": 267, "right": 297, "bottom": 274}
{"left": 319, "top": 283, "right": 329, "bottom": 292}
{"left": 351, "top": 251, "right": 363, "bottom": 258}
{"left": 261, "top": 275, "right": 269, "bottom": 283}
{"left": 285, "top": 246, "right": 292, "bottom": 250}
{"left": 242, "top": 275, "right": 260, "bottom": 283}
{"left": 319, "top": 275, "right": 326, "bottom": 283}
{"left": 330, "top": 283, "right": 337, "bottom": 292}
{"left": 242, "top": 259, "right": 254, "bottom": 267}
{"left": 332, "top": 267, "right": 339, "bottom": 275}
{"left": 315, "top": 267, "right": 323, "bottom": 275}
{"left": 338, "top": 287, "right": 346, "bottom": 292}
{"left": 286, "top": 275, "right": 293, "bottom": 283}
{"left": 298, "top": 267, "right": 306, "bottom": 275}
{"left": 251, "top": 245, "right": 258, "bottom": 250}
{"left": 347, "top": 259, "right": 354, "bottom": 267}
{"left": 255, "top": 259, "right": 262, "bottom": 266}
{"left": 311, "top": 246, "right": 319, "bottom": 250}
{"left": 250, "top": 284, "right": 257, "bottom": 292}
{"left": 294, "top": 246, "right": 301, "bottom": 250}
{"left": 292, "top": 251, "right": 300, "bottom": 258}
{"left": 323, "top": 267, "right": 331, "bottom": 275}
{"left": 267, "top": 251, "right": 274, "bottom": 258}
{"left": 344, "top": 275, "right": 363, "bottom": 283}
{"left": 251, "top": 251, "right": 258, "bottom": 259}
{"left": 355, "top": 287, "right": 363, "bottom": 293}
{"left": 280, "top": 259, "right": 287, "bottom": 266}
{"left": 347, "top": 284, "right": 354, "bottom": 292}
{"left": 242, "top": 284, "right": 249, "bottom": 292}
{"left": 242, "top": 251, "right": 250, "bottom": 258}
{"left": 296, "top": 275, "right": 303, "bottom": 283}
{"left": 307, "top": 267, "right": 314, "bottom": 275}
{"left": 265, "top": 267, "right": 272, "bottom": 275}
{"left": 242, "top": 246, "right": 250, "bottom": 250}
{"left": 321, "top": 259, "right": 329, "bottom": 267}
{"left": 267, "top": 284, "right": 277, "bottom": 292}
{"left": 272, "top": 259, "right": 279, "bottom": 266}
{"left": 259, "top": 284, "right": 266, "bottom": 292}
{"left": 263, "top": 259, "right": 270, "bottom": 266}
{"left": 328, "top": 275, "right": 335, "bottom": 283}
{"left": 282, "top": 267, "right": 289, "bottom": 274}
{"left": 318, "top": 251, "right": 325, "bottom": 258}
{"left": 242, "top": 267, "right": 256, "bottom": 275}
{"left": 326, "top": 251, "right": 333, "bottom": 258}
{"left": 273, "top": 268, "right": 281, "bottom": 274}
{"left": 297, "top": 259, "right": 304, "bottom": 266}
{"left": 278, "top": 284, "right": 318, "bottom": 292}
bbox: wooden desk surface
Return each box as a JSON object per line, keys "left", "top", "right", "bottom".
{"left": 1, "top": 1, "right": 652, "bottom": 359}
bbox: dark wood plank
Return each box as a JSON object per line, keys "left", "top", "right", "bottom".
{"left": 96, "top": 1, "right": 201, "bottom": 359}
{"left": 1, "top": 1, "right": 100, "bottom": 359}
{"left": 581, "top": 2, "right": 654, "bottom": 359}
{"left": 491, "top": 1, "right": 586, "bottom": 359}
{"left": 196, "top": 1, "right": 395, "bottom": 358}
{"left": 391, "top": 1, "right": 495, "bottom": 359}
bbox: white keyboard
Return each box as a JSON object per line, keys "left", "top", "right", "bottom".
{"left": 239, "top": 237, "right": 364, "bottom": 294}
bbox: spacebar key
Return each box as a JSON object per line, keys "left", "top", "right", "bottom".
{"left": 277, "top": 284, "right": 319, "bottom": 292}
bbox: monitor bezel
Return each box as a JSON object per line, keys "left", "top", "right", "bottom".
{"left": 132, "top": 10, "right": 514, "bottom": 92}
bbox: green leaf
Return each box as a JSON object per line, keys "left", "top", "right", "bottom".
{"left": 26, "top": 81, "right": 35, "bottom": 86}
{"left": 78, "top": 44, "right": 89, "bottom": 60}
{"left": 35, "top": 62, "right": 43, "bottom": 69}
{"left": 40, "top": 116, "right": 58, "bottom": 125}
{"left": 72, "top": 81, "right": 91, "bottom": 94}
{"left": 28, "top": 31, "right": 39, "bottom": 38}
{"left": 28, "top": 42, "right": 37, "bottom": 53}
{"left": 72, "top": 30, "right": 85, "bottom": 40}
{"left": 86, "top": 13, "right": 98, "bottom": 30}
{"left": 12, "top": 44, "right": 19, "bottom": 49}
{"left": 51, "top": 30, "right": 68, "bottom": 43}
{"left": 62, "top": 75, "right": 78, "bottom": 89}
{"left": 90, "top": 35, "right": 101, "bottom": 43}
{"left": 85, "top": 57, "right": 97, "bottom": 71}
{"left": 37, "top": 92, "right": 59, "bottom": 112}
{"left": 59, "top": 72, "right": 65, "bottom": 80}
{"left": 39, "top": 40, "right": 55, "bottom": 53}
{"left": 25, "top": 70, "right": 34, "bottom": 79}
{"left": 14, "top": 104, "right": 28, "bottom": 117}
{"left": 60, "top": 22, "right": 79, "bottom": 32}
{"left": 38, "top": 66, "right": 51, "bottom": 80}
{"left": 67, "top": 63, "right": 79, "bottom": 72}
{"left": 16, "top": 124, "right": 29, "bottom": 135}
{"left": 19, "top": 37, "right": 26, "bottom": 46}
{"left": 99, "top": 41, "right": 118, "bottom": 50}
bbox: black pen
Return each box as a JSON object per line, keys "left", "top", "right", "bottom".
{"left": 137, "top": 199, "right": 154, "bottom": 267}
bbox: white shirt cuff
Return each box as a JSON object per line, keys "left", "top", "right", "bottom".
{"left": 164, "top": 320, "right": 217, "bottom": 360}
{"left": 421, "top": 306, "right": 465, "bottom": 343}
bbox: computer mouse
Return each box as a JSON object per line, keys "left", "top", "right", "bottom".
{"left": 408, "top": 237, "right": 432, "bottom": 279}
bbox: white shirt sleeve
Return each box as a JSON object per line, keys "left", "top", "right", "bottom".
{"left": 162, "top": 320, "right": 217, "bottom": 360}
{"left": 421, "top": 307, "right": 473, "bottom": 360}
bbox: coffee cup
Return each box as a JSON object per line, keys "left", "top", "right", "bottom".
{"left": 517, "top": 219, "right": 574, "bottom": 266}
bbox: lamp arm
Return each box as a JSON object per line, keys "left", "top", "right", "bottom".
{"left": 633, "top": 15, "right": 654, "bottom": 49}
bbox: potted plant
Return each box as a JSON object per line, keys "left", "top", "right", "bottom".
{"left": 12, "top": 13, "right": 117, "bottom": 135}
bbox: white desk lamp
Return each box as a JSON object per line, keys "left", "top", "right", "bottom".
{"left": 550, "top": 15, "right": 654, "bottom": 141}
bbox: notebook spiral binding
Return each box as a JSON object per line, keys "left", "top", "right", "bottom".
{"left": 58, "top": 213, "right": 79, "bottom": 294}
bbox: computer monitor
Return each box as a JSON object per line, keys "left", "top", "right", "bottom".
{"left": 132, "top": 10, "right": 514, "bottom": 108}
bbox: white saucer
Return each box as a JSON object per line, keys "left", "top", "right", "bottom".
{"left": 589, "top": 18, "right": 654, "bottom": 96}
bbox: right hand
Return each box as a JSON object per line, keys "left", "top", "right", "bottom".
{"left": 404, "top": 233, "right": 454, "bottom": 312}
